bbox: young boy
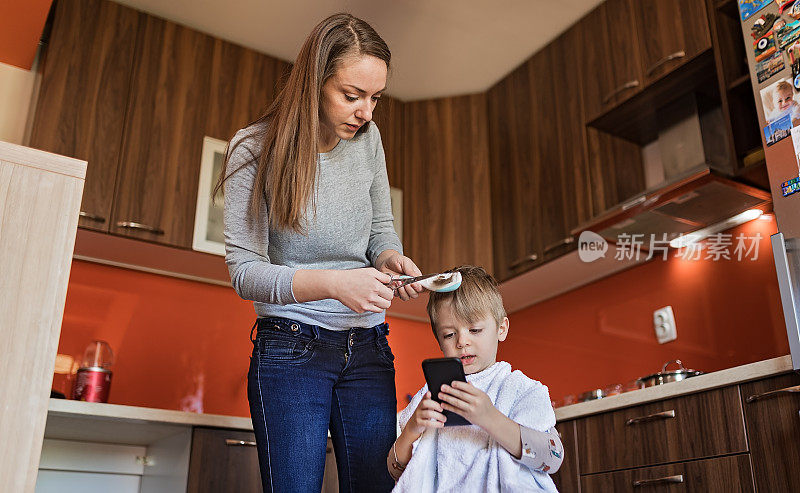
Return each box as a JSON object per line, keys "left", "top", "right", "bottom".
{"left": 387, "top": 266, "right": 563, "bottom": 492}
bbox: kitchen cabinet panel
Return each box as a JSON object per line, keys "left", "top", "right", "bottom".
{"left": 372, "top": 96, "right": 405, "bottom": 189}
{"left": 580, "top": 454, "right": 753, "bottom": 492}
{"left": 576, "top": 386, "right": 747, "bottom": 474}
{"left": 29, "top": 0, "right": 141, "bottom": 233}
{"left": 204, "top": 39, "right": 290, "bottom": 143}
{"left": 633, "top": 0, "right": 712, "bottom": 85}
{"left": 551, "top": 420, "right": 580, "bottom": 493}
{"left": 580, "top": 0, "right": 645, "bottom": 121}
{"left": 403, "top": 95, "right": 494, "bottom": 275}
{"left": 740, "top": 373, "right": 800, "bottom": 492}
{"left": 487, "top": 64, "right": 543, "bottom": 281}
{"left": 187, "top": 427, "right": 261, "bottom": 492}
{"left": 112, "top": 15, "right": 215, "bottom": 247}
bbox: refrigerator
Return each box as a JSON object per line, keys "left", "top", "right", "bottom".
{"left": 739, "top": 0, "right": 800, "bottom": 369}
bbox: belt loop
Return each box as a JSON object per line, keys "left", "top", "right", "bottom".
{"left": 249, "top": 319, "right": 259, "bottom": 343}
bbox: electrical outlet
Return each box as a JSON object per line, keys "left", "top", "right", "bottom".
{"left": 654, "top": 306, "right": 676, "bottom": 344}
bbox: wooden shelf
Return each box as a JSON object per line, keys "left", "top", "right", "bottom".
{"left": 727, "top": 74, "right": 751, "bottom": 91}
{"left": 715, "top": 0, "right": 740, "bottom": 19}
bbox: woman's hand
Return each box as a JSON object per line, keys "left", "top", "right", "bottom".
{"left": 439, "top": 381, "right": 499, "bottom": 430}
{"left": 335, "top": 268, "right": 395, "bottom": 313}
{"left": 406, "top": 391, "right": 447, "bottom": 436}
{"left": 376, "top": 250, "right": 424, "bottom": 301}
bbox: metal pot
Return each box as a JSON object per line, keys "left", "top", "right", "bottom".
{"left": 637, "top": 360, "right": 702, "bottom": 387}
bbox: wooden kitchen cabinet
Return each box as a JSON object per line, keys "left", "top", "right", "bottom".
{"left": 633, "top": 0, "right": 712, "bottom": 85}
{"left": 187, "top": 427, "right": 339, "bottom": 492}
{"left": 372, "top": 96, "right": 405, "bottom": 190}
{"left": 403, "top": 95, "right": 494, "bottom": 276}
{"left": 111, "top": 15, "right": 215, "bottom": 247}
{"left": 740, "top": 373, "right": 800, "bottom": 492}
{"left": 580, "top": 0, "right": 645, "bottom": 122}
{"left": 576, "top": 386, "right": 747, "bottom": 474}
{"left": 29, "top": 0, "right": 141, "bottom": 233}
{"left": 551, "top": 421, "right": 580, "bottom": 493}
{"left": 580, "top": 454, "right": 753, "bottom": 492}
{"left": 487, "top": 64, "right": 544, "bottom": 281}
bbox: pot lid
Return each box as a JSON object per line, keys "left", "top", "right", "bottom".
{"left": 638, "top": 359, "right": 702, "bottom": 381}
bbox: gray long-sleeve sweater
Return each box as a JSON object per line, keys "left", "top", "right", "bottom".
{"left": 223, "top": 121, "right": 403, "bottom": 330}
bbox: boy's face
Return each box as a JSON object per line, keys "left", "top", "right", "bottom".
{"left": 776, "top": 88, "right": 794, "bottom": 111}
{"left": 433, "top": 301, "right": 509, "bottom": 375}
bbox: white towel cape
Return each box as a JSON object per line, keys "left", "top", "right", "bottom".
{"left": 393, "top": 361, "right": 558, "bottom": 493}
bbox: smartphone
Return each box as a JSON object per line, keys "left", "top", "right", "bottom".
{"left": 422, "top": 357, "right": 471, "bottom": 426}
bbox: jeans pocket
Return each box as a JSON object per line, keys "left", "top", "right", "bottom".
{"left": 257, "top": 337, "right": 313, "bottom": 365}
{"left": 375, "top": 335, "right": 395, "bottom": 368}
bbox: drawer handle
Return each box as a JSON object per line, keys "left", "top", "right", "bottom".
{"left": 509, "top": 253, "right": 538, "bottom": 269}
{"left": 746, "top": 384, "right": 800, "bottom": 403}
{"left": 602, "top": 80, "right": 640, "bottom": 105}
{"left": 543, "top": 237, "right": 575, "bottom": 254}
{"left": 633, "top": 474, "right": 684, "bottom": 487}
{"left": 79, "top": 211, "right": 106, "bottom": 223}
{"left": 116, "top": 221, "right": 164, "bottom": 235}
{"left": 626, "top": 409, "right": 676, "bottom": 426}
{"left": 225, "top": 439, "right": 257, "bottom": 447}
{"left": 646, "top": 50, "right": 686, "bottom": 76}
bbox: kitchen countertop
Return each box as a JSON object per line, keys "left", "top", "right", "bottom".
{"left": 46, "top": 399, "right": 253, "bottom": 446}
{"left": 555, "top": 355, "right": 794, "bottom": 422}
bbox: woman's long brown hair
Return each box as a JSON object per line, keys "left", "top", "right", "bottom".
{"left": 214, "top": 13, "right": 391, "bottom": 233}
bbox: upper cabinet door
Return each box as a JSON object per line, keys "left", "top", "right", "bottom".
{"left": 29, "top": 0, "right": 140, "bottom": 232}
{"left": 112, "top": 16, "right": 215, "bottom": 247}
{"left": 634, "top": 0, "right": 712, "bottom": 84}
{"left": 581, "top": 0, "right": 645, "bottom": 121}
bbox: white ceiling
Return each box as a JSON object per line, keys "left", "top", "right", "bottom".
{"left": 113, "top": 0, "right": 602, "bottom": 101}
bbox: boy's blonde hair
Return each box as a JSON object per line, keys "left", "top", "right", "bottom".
{"left": 427, "top": 266, "right": 506, "bottom": 334}
{"left": 776, "top": 81, "right": 794, "bottom": 96}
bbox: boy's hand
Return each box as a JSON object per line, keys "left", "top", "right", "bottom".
{"left": 407, "top": 391, "right": 447, "bottom": 436}
{"left": 439, "top": 381, "right": 500, "bottom": 429}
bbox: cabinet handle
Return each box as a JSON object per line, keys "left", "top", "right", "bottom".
{"left": 746, "top": 384, "right": 800, "bottom": 403}
{"left": 543, "top": 237, "right": 575, "bottom": 254}
{"left": 602, "top": 80, "right": 640, "bottom": 105}
{"left": 621, "top": 195, "right": 647, "bottom": 211}
{"left": 509, "top": 253, "right": 538, "bottom": 269}
{"left": 116, "top": 221, "right": 164, "bottom": 235}
{"left": 625, "top": 409, "right": 676, "bottom": 425}
{"left": 645, "top": 50, "right": 686, "bottom": 76}
{"left": 633, "top": 474, "right": 684, "bottom": 487}
{"left": 225, "top": 439, "right": 257, "bottom": 447}
{"left": 79, "top": 211, "right": 106, "bottom": 223}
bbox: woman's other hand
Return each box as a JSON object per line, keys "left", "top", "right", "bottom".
{"left": 376, "top": 250, "right": 424, "bottom": 301}
{"left": 335, "top": 268, "right": 394, "bottom": 313}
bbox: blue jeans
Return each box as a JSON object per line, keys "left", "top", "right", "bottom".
{"left": 247, "top": 317, "right": 397, "bottom": 492}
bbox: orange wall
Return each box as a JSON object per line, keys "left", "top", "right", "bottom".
{"left": 0, "top": 0, "right": 52, "bottom": 69}
{"left": 57, "top": 259, "right": 436, "bottom": 416}
{"left": 56, "top": 215, "right": 789, "bottom": 416}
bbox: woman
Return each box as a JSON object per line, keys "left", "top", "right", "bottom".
{"left": 216, "top": 12, "right": 421, "bottom": 493}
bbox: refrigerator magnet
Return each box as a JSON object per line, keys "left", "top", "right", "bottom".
{"left": 776, "top": 0, "right": 796, "bottom": 15}
{"left": 752, "top": 13, "right": 779, "bottom": 39}
{"left": 789, "top": 2, "right": 800, "bottom": 18}
{"left": 765, "top": 114, "right": 793, "bottom": 145}
{"left": 739, "top": 0, "right": 772, "bottom": 21}
{"left": 757, "top": 52, "right": 786, "bottom": 83}
{"left": 755, "top": 31, "right": 778, "bottom": 62}
{"left": 776, "top": 20, "right": 800, "bottom": 49}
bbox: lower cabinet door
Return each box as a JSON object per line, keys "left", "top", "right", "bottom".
{"left": 740, "top": 373, "right": 800, "bottom": 492}
{"left": 551, "top": 421, "right": 580, "bottom": 493}
{"left": 187, "top": 428, "right": 262, "bottom": 492}
{"left": 580, "top": 455, "right": 753, "bottom": 492}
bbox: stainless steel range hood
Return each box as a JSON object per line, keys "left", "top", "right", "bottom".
{"left": 573, "top": 94, "right": 772, "bottom": 244}
{"left": 572, "top": 165, "right": 772, "bottom": 245}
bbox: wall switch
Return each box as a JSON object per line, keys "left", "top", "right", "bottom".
{"left": 654, "top": 306, "right": 676, "bottom": 344}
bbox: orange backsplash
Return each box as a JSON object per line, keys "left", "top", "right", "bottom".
{"left": 57, "top": 215, "right": 788, "bottom": 416}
